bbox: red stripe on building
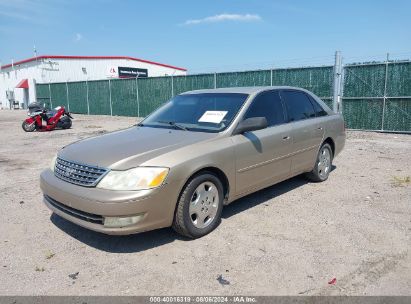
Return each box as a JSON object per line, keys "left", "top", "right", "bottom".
{"left": 1, "top": 55, "right": 187, "bottom": 71}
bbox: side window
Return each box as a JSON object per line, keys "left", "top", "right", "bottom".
{"left": 308, "top": 95, "right": 328, "bottom": 117}
{"left": 281, "top": 90, "right": 316, "bottom": 122}
{"left": 243, "top": 91, "right": 286, "bottom": 127}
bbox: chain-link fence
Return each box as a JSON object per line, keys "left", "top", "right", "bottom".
{"left": 343, "top": 61, "right": 411, "bottom": 131}
{"left": 36, "top": 61, "right": 411, "bottom": 132}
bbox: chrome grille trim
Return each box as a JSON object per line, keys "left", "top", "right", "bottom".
{"left": 54, "top": 157, "right": 109, "bottom": 187}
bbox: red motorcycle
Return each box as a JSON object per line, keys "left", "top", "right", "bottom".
{"left": 22, "top": 103, "right": 73, "bottom": 132}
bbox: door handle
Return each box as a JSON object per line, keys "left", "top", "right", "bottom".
{"left": 282, "top": 136, "right": 290, "bottom": 140}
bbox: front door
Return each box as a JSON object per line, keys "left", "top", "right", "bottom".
{"left": 233, "top": 90, "right": 293, "bottom": 196}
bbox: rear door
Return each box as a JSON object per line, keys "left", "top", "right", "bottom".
{"left": 233, "top": 90, "right": 293, "bottom": 196}
{"left": 280, "top": 90, "right": 325, "bottom": 174}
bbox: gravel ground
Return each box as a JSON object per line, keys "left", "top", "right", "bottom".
{"left": 0, "top": 110, "right": 410, "bottom": 296}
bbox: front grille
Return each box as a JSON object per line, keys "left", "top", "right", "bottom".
{"left": 45, "top": 195, "right": 104, "bottom": 225}
{"left": 54, "top": 157, "right": 109, "bottom": 187}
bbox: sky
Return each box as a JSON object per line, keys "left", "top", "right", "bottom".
{"left": 0, "top": 0, "right": 410, "bottom": 73}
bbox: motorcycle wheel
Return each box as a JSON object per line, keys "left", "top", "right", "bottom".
{"left": 22, "top": 121, "right": 36, "bottom": 132}
{"left": 62, "top": 118, "right": 72, "bottom": 129}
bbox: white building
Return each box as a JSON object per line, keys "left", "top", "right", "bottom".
{"left": 0, "top": 55, "right": 187, "bottom": 109}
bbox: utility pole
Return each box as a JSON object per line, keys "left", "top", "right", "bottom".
{"left": 381, "top": 52, "right": 389, "bottom": 131}
{"left": 332, "top": 51, "right": 343, "bottom": 113}
{"left": 66, "top": 80, "right": 70, "bottom": 112}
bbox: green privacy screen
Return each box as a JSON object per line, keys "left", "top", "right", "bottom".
{"left": 87, "top": 80, "right": 111, "bottom": 115}
{"left": 272, "top": 66, "right": 333, "bottom": 98}
{"left": 342, "top": 99, "right": 384, "bottom": 130}
{"left": 386, "top": 62, "right": 411, "bottom": 96}
{"left": 342, "top": 61, "right": 411, "bottom": 131}
{"left": 383, "top": 99, "right": 411, "bottom": 131}
{"left": 138, "top": 77, "right": 172, "bottom": 117}
{"left": 36, "top": 61, "right": 411, "bottom": 132}
{"left": 67, "top": 82, "right": 88, "bottom": 114}
{"left": 344, "top": 64, "right": 386, "bottom": 97}
{"left": 173, "top": 74, "right": 215, "bottom": 95}
{"left": 110, "top": 78, "right": 138, "bottom": 116}
{"left": 35, "top": 84, "right": 51, "bottom": 108}
{"left": 216, "top": 70, "right": 271, "bottom": 88}
{"left": 49, "top": 83, "right": 68, "bottom": 110}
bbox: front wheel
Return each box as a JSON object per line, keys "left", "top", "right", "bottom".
{"left": 306, "top": 143, "right": 333, "bottom": 182}
{"left": 22, "top": 121, "right": 36, "bottom": 132}
{"left": 172, "top": 172, "right": 224, "bottom": 238}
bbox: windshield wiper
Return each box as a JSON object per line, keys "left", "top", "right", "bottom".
{"left": 156, "top": 121, "right": 188, "bottom": 131}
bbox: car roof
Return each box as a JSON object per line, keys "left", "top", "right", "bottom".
{"left": 180, "top": 86, "right": 309, "bottom": 95}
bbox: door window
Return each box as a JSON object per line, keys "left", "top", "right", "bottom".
{"left": 243, "top": 90, "right": 286, "bottom": 127}
{"left": 281, "top": 90, "right": 316, "bottom": 122}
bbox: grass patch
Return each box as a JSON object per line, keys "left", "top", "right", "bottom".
{"left": 392, "top": 176, "right": 410, "bottom": 187}
{"left": 45, "top": 251, "right": 55, "bottom": 260}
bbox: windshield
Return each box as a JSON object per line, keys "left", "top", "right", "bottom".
{"left": 140, "top": 93, "right": 249, "bottom": 133}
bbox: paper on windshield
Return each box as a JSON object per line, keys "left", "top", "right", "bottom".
{"left": 198, "top": 111, "right": 228, "bottom": 124}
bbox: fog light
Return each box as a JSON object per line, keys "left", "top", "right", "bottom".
{"left": 104, "top": 215, "right": 144, "bottom": 228}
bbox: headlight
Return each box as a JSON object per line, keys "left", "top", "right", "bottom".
{"left": 50, "top": 155, "right": 57, "bottom": 172}
{"left": 96, "top": 167, "right": 169, "bottom": 191}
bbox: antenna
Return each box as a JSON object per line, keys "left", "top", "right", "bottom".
{"left": 34, "top": 44, "right": 38, "bottom": 63}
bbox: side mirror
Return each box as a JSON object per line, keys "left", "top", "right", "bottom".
{"left": 233, "top": 117, "right": 268, "bottom": 135}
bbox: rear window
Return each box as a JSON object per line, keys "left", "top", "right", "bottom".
{"left": 308, "top": 95, "right": 328, "bottom": 117}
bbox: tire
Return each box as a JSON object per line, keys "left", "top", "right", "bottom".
{"left": 172, "top": 172, "right": 224, "bottom": 239}
{"left": 22, "top": 121, "right": 36, "bottom": 132}
{"left": 306, "top": 143, "right": 333, "bottom": 182}
{"left": 60, "top": 117, "right": 72, "bottom": 129}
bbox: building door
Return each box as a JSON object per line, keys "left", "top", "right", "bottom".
{"left": 15, "top": 79, "right": 29, "bottom": 109}
{"left": 23, "top": 88, "right": 29, "bottom": 109}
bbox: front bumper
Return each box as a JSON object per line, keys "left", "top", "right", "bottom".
{"left": 40, "top": 169, "right": 181, "bottom": 235}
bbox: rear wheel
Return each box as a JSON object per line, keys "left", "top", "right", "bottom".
{"left": 172, "top": 172, "right": 224, "bottom": 238}
{"left": 22, "top": 121, "right": 36, "bottom": 132}
{"left": 306, "top": 143, "right": 333, "bottom": 182}
{"left": 59, "top": 116, "right": 72, "bottom": 129}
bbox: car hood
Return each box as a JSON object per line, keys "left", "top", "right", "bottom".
{"left": 59, "top": 126, "right": 217, "bottom": 169}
